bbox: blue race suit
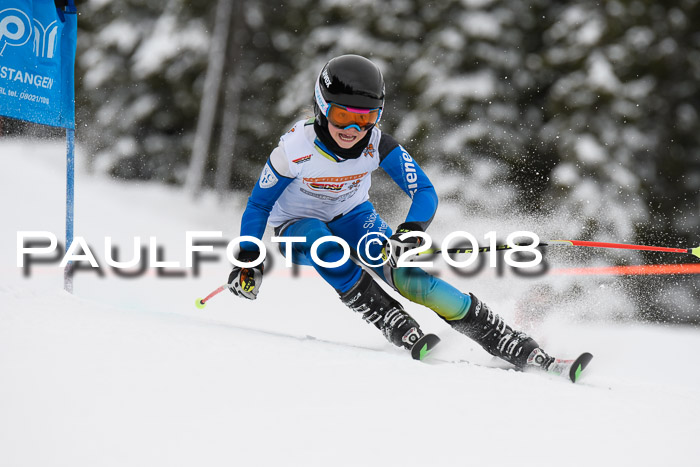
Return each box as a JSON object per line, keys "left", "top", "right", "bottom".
{"left": 239, "top": 119, "right": 470, "bottom": 320}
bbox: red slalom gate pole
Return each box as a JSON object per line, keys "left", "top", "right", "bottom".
{"left": 553, "top": 263, "right": 700, "bottom": 276}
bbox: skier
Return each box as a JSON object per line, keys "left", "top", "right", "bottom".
{"left": 227, "top": 54, "right": 558, "bottom": 372}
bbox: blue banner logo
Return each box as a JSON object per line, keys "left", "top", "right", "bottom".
{"left": 0, "top": 8, "right": 32, "bottom": 55}
{"left": 0, "top": 0, "right": 76, "bottom": 129}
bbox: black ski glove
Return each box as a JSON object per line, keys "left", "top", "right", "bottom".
{"left": 228, "top": 249, "right": 264, "bottom": 300}
{"left": 383, "top": 222, "right": 425, "bottom": 269}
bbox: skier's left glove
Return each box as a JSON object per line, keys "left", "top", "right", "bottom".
{"left": 228, "top": 249, "right": 264, "bottom": 300}
{"left": 383, "top": 222, "right": 425, "bottom": 269}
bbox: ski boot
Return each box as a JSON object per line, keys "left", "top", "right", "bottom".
{"left": 339, "top": 271, "right": 424, "bottom": 350}
{"left": 444, "top": 293, "right": 554, "bottom": 371}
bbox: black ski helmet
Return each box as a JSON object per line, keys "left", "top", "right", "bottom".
{"left": 314, "top": 55, "right": 385, "bottom": 121}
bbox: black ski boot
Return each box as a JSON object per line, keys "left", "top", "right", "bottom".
{"left": 339, "top": 271, "right": 423, "bottom": 350}
{"left": 445, "top": 294, "right": 554, "bottom": 370}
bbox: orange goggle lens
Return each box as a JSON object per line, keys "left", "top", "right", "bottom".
{"left": 327, "top": 104, "right": 381, "bottom": 131}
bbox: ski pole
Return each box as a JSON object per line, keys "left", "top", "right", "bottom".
{"left": 423, "top": 243, "right": 524, "bottom": 255}
{"left": 544, "top": 239, "right": 700, "bottom": 257}
{"left": 428, "top": 239, "right": 700, "bottom": 258}
{"left": 195, "top": 283, "right": 230, "bottom": 309}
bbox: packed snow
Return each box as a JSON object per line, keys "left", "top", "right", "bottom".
{"left": 1, "top": 140, "right": 699, "bottom": 467}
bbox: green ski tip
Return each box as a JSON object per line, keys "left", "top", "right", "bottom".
{"left": 691, "top": 246, "right": 700, "bottom": 259}
{"left": 411, "top": 333, "right": 441, "bottom": 360}
{"left": 419, "top": 343, "right": 430, "bottom": 360}
{"left": 195, "top": 298, "right": 206, "bottom": 309}
{"left": 568, "top": 352, "right": 593, "bottom": 383}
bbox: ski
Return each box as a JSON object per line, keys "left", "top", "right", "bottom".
{"left": 433, "top": 351, "right": 594, "bottom": 383}
{"left": 544, "top": 352, "right": 594, "bottom": 383}
{"left": 410, "top": 333, "right": 441, "bottom": 361}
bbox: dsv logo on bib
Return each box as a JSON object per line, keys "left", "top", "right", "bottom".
{"left": 0, "top": 7, "right": 59, "bottom": 58}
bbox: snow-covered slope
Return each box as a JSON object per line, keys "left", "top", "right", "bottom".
{"left": 1, "top": 140, "right": 699, "bottom": 467}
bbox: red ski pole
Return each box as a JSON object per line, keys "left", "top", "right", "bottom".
{"left": 435, "top": 239, "right": 700, "bottom": 258}
{"left": 547, "top": 239, "right": 699, "bottom": 256}
{"left": 195, "top": 284, "right": 230, "bottom": 309}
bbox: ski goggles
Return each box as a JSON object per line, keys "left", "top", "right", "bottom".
{"left": 325, "top": 103, "right": 382, "bottom": 132}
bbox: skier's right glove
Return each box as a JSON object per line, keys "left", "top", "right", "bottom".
{"left": 228, "top": 249, "right": 264, "bottom": 300}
